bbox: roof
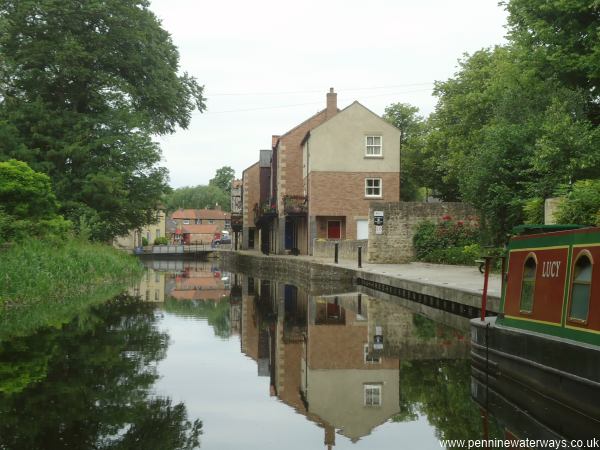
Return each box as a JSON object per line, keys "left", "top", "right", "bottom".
{"left": 172, "top": 208, "right": 231, "bottom": 221}
{"left": 197, "top": 209, "right": 231, "bottom": 220}
{"left": 181, "top": 224, "right": 219, "bottom": 234}
{"left": 303, "top": 101, "right": 400, "bottom": 142}
{"left": 172, "top": 209, "right": 199, "bottom": 220}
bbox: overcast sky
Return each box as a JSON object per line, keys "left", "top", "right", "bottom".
{"left": 148, "top": 0, "right": 508, "bottom": 188}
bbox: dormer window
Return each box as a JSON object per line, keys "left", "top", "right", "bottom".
{"left": 365, "top": 136, "right": 382, "bottom": 156}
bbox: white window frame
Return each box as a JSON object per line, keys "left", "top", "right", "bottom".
{"left": 364, "top": 384, "right": 382, "bottom": 406}
{"left": 365, "top": 178, "right": 382, "bottom": 198}
{"left": 365, "top": 136, "right": 382, "bottom": 157}
{"left": 183, "top": 220, "right": 190, "bottom": 225}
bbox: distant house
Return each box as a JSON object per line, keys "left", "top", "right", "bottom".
{"left": 180, "top": 224, "right": 219, "bottom": 245}
{"left": 170, "top": 208, "right": 231, "bottom": 244}
{"left": 113, "top": 208, "right": 166, "bottom": 249}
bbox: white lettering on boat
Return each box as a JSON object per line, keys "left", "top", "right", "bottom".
{"left": 541, "top": 261, "right": 561, "bottom": 278}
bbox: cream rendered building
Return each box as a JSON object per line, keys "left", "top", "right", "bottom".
{"left": 114, "top": 209, "right": 166, "bottom": 250}
{"left": 303, "top": 102, "right": 401, "bottom": 254}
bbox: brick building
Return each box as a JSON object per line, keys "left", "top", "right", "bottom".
{"left": 302, "top": 101, "right": 400, "bottom": 254}
{"left": 241, "top": 88, "right": 401, "bottom": 255}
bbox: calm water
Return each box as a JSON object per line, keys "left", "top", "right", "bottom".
{"left": 0, "top": 259, "right": 505, "bottom": 449}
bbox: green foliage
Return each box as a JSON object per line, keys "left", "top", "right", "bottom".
{"left": 413, "top": 217, "right": 482, "bottom": 265}
{"left": 394, "top": 360, "right": 503, "bottom": 441}
{"left": 555, "top": 179, "right": 600, "bottom": 226}
{"left": 0, "top": 239, "right": 142, "bottom": 338}
{"left": 153, "top": 236, "right": 169, "bottom": 245}
{"left": 142, "top": 236, "right": 149, "bottom": 247}
{"left": 383, "top": 103, "right": 429, "bottom": 201}
{"left": 522, "top": 197, "right": 544, "bottom": 224}
{"left": 0, "top": 295, "right": 202, "bottom": 448}
{"left": 427, "top": 45, "right": 600, "bottom": 242}
{"left": 504, "top": 0, "right": 600, "bottom": 122}
{"left": 209, "top": 166, "right": 236, "bottom": 196}
{"left": 164, "top": 298, "right": 231, "bottom": 338}
{"left": 0, "top": 0, "right": 205, "bottom": 241}
{"left": 0, "top": 160, "right": 72, "bottom": 242}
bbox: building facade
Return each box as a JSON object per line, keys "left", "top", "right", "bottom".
{"left": 303, "top": 101, "right": 401, "bottom": 254}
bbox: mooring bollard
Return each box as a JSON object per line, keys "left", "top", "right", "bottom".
{"left": 358, "top": 246, "right": 362, "bottom": 268}
{"left": 334, "top": 242, "right": 339, "bottom": 264}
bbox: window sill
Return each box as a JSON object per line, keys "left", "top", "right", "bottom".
{"left": 364, "top": 155, "right": 383, "bottom": 159}
{"left": 365, "top": 196, "right": 382, "bottom": 200}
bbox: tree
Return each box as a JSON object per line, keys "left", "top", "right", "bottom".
{"left": 555, "top": 180, "right": 600, "bottom": 226}
{"left": 164, "top": 184, "right": 230, "bottom": 212}
{"left": 503, "top": 0, "right": 600, "bottom": 123}
{"left": 383, "top": 103, "right": 428, "bottom": 201}
{"left": 428, "top": 45, "right": 600, "bottom": 242}
{"left": 209, "top": 166, "right": 236, "bottom": 195}
{"left": 0, "top": 0, "right": 205, "bottom": 241}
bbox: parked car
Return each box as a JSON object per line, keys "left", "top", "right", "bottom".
{"left": 212, "top": 235, "right": 231, "bottom": 247}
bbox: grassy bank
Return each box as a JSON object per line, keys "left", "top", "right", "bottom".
{"left": 0, "top": 239, "right": 142, "bottom": 339}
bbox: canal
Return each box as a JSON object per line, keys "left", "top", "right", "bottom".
{"left": 1, "top": 258, "right": 588, "bottom": 449}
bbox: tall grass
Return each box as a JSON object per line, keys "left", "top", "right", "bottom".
{"left": 0, "top": 239, "right": 142, "bottom": 338}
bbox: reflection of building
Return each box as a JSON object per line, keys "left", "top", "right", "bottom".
{"left": 130, "top": 267, "right": 166, "bottom": 302}
{"left": 302, "top": 293, "right": 401, "bottom": 445}
{"left": 166, "top": 265, "right": 230, "bottom": 301}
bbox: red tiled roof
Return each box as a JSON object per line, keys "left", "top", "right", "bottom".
{"left": 197, "top": 209, "right": 231, "bottom": 220}
{"left": 181, "top": 224, "right": 219, "bottom": 234}
{"left": 171, "top": 208, "right": 231, "bottom": 221}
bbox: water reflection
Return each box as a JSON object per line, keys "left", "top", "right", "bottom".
{"left": 0, "top": 295, "right": 201, "bottom": 450}
{"left": 1, "top": 261, "right": 503, "bottom": 449}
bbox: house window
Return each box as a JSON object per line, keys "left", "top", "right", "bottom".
{"left": 365, "top": 178, "right": 382, "bottom": 198}
{"left": 569, "top": 253, "right": 593, "bottom": 322}
{"left": 195, "top": 219, "right": 200, "bottom": 224}
{"left": 156, "top": 229, "right": 160, "bottom": 238}
{"left": 183, "top": 220, "right": 190, "bottom": 225}
{"left": 364, "top": 384, "right": 382, "bottom": 406}
{"left": 520, "top": 254, "right": 537, "bottom": 313}
{"left": 208, "top": 220, "right": 214, "bottom": 224}
{"left": 365, "top": 136, "right": 382, "bottom": 156}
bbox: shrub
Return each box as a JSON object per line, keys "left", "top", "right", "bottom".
{"left": 142, "top": 237, "right": 149, "bottom": 246}
{"left": 413, "top": 216, "right": 485, "bottom": 266}
{"left": 153, "top": 236, "right": 168, "bottom": 245}
{"left": 555, "top": 179, "right": 600, "bottom": 226}
{"left": 522, "top": 198, "right": 544, "bottom": 224}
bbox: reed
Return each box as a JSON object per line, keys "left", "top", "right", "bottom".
{"left": 0, "top": 239, "right": 142, "bottom": 338}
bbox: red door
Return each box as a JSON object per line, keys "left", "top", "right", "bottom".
{"left": 327, "top": 221, "right": 341, "bottom": 239}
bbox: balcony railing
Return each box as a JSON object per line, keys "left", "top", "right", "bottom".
{"left": 253, "top": 201, "right": 277, "bottom": 224}
{"left": 283, "top": 195, "right": 308, "bottom": 215}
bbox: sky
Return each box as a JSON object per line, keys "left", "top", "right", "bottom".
{"left": 148, "top": 0, "right": 509, "bottom": 188}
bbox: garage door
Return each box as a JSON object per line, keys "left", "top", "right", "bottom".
{"left": 356, "top": 219, "right": 368, "bottom": 240}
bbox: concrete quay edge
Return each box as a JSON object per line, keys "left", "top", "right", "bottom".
{"left": 219, "top": 250, "right": 501, "bottom": 313}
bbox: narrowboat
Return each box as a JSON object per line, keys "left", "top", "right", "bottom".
{"left": 471, "top": 225, "right": 600, "bottom": 428}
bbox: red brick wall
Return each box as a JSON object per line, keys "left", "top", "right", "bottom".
{"left": 308, "top": 172, "right": 400, "bottom": 239}
{"left": 243, "top": 163, "right": 259, "bottom": 227}
{"left": 277, "top": 110, "right": 329, "bottom": 213}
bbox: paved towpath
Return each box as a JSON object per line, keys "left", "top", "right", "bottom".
{"left": 235, "top": 250, "right": 502, "bottom": 301}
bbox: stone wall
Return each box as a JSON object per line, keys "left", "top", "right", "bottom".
{"left": 367, "top": 202, "right": 478, "bottom": 264}
{"left": 312, "top": 239, "right": 368, "bottom": 261}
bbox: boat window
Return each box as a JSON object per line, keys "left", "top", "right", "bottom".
{"left": 520, "top": 255, "right": 536, "bottom": 313}
{"left": 569, "top": 254, "right": 592, "bottom": 322}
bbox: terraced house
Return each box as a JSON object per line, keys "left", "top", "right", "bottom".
{"left": 241, "top": 89, "right": 401, "bottom": 255}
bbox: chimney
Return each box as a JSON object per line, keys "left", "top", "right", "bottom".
{"left": 326, "top": 87, "right": 337, "bottom": 119}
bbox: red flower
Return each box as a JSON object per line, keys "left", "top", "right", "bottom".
{"left": 442, "top": 215, "right": 452, "bottom": 221}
